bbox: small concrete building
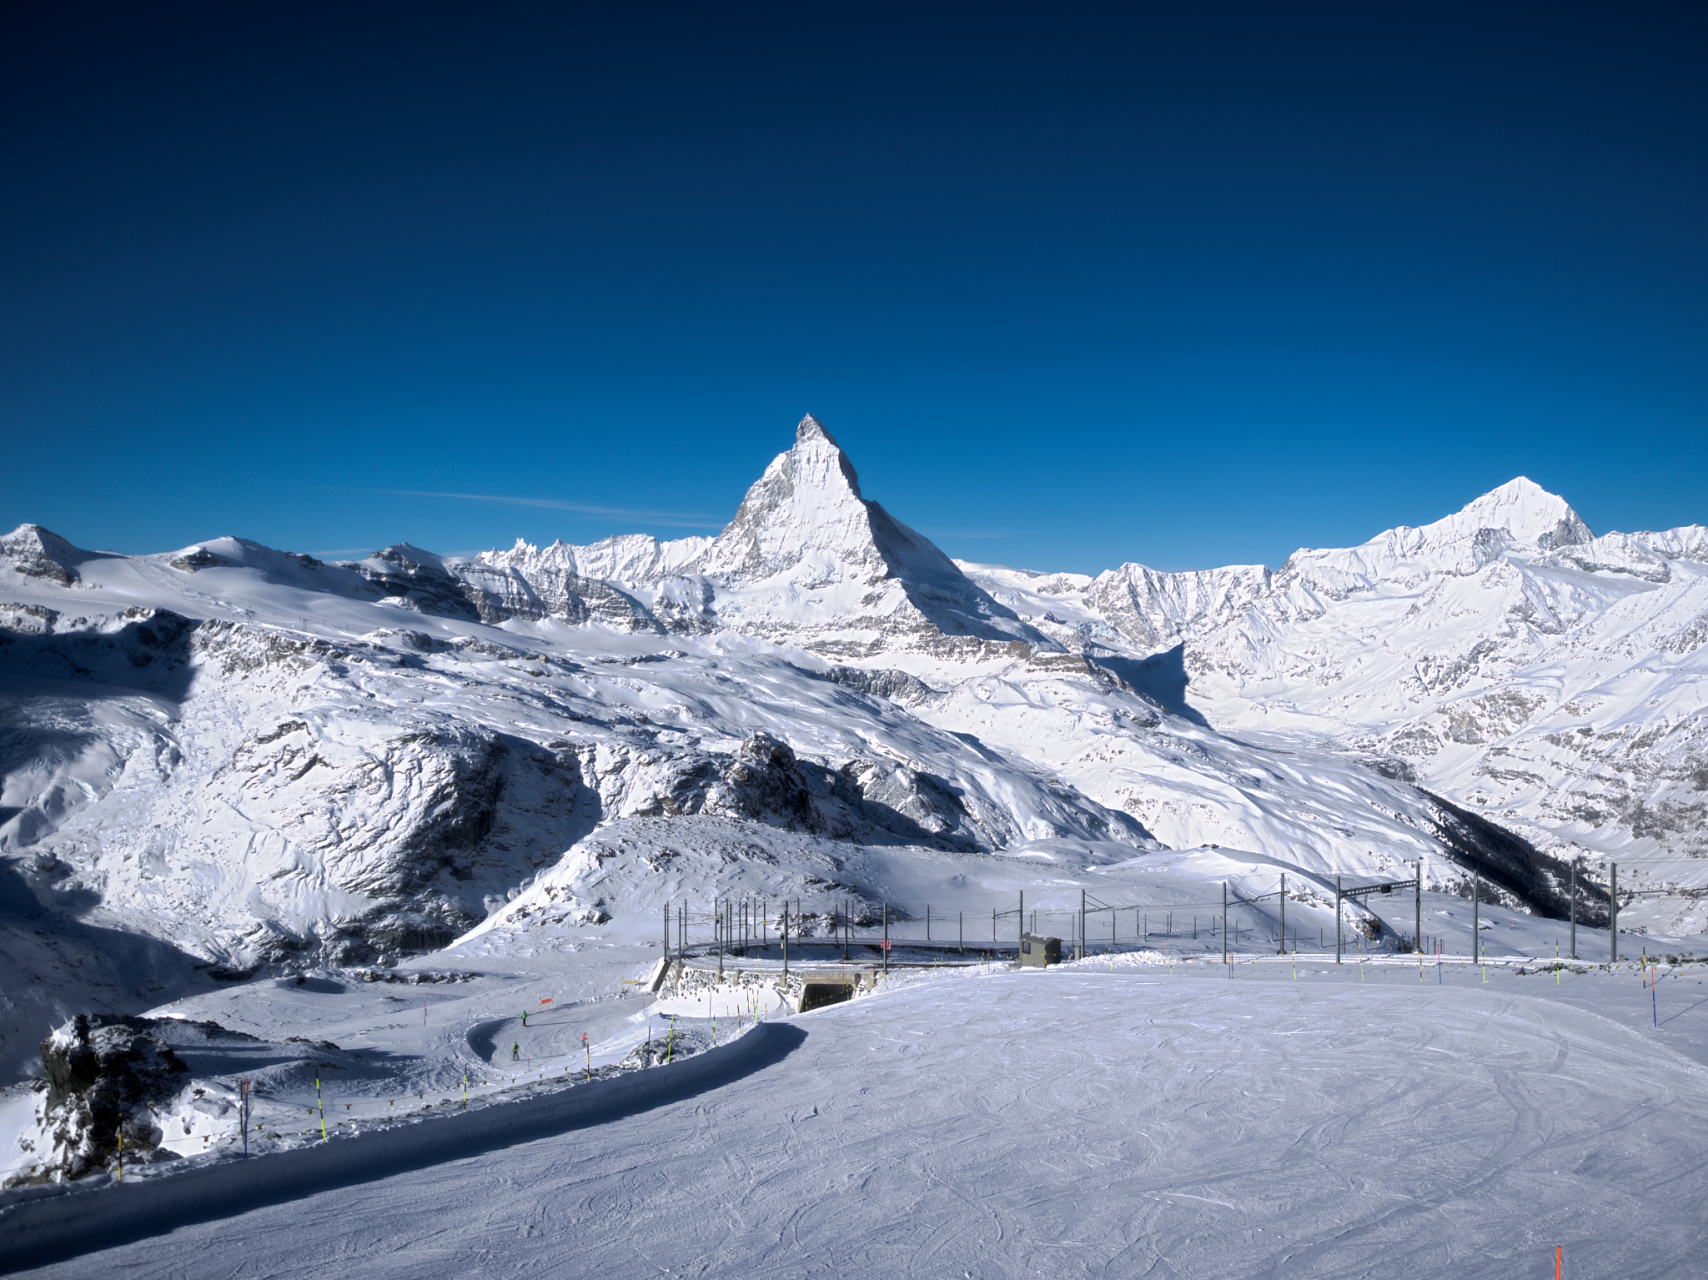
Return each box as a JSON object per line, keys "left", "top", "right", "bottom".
{"left": 1018, "top": 933, "right": 1062, "bottom": 968}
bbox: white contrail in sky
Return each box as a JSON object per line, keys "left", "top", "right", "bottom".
{"left": 373, "top": 489, "right": 723, "bottom": 529}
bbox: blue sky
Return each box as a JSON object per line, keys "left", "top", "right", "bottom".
{"left": 2, "top": 2, "right": 1703, "bottom": 574}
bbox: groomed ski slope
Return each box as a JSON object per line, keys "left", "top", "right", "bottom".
{"left": 13, "top": 961, "right": 1708, "bottom": 1279}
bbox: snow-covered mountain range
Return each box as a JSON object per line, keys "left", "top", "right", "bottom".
{"left": 3, "top": 413, "right": 1703, "bottom": 1073}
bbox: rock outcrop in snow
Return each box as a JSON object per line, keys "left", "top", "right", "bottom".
{"left": 0, "top": 525, "right": 88, "bottom": 588}
{"left": 14, "top": 1014, "right": 192, "bottom": 1185}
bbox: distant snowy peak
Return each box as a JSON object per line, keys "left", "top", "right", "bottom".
{"left": 697, "top": 415, "right": 971, "bottom": 596}
{"left": 1, "top": 524, "right": 89, "bottom": 586}
{"left": 700, "top": 414, "right": 878, "bottom": 578}
{"left": 1443, "top": 476, "right": 1592, "bottom": 550}
{"left": 479, "top": 414, "right": 891, "bottom": 588}
{"left": 1314, "top": 476, "right": 1592, "bottom": 581}
{"left": 476, "top": 415, "right": 1043, "bottom": 653}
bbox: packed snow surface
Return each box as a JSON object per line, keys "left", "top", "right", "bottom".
{"left": 8, "top": 957, "right": 1708, "bottom": 1278}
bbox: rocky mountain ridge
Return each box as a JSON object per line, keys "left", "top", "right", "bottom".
{"left": 960, "top": 476, "right": 1708, "bottom": 907}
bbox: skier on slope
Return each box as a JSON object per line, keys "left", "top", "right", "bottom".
{"left": 511, "top": 1042, "right": 519, "bottom": 1061}
{"left": 521, "top": 1011, "right": 527, "bottom": 1027}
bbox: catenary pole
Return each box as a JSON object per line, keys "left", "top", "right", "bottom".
{"left": 1222, "top": 882, "right": 1229, "bottom": 966}
{"left": 1570, "top": 861, "right": 1578, "bottom": 960}
{"left": 883, "top": 901, "right": 889, "bottom": 974}
{"left": 1472, "top": 873, "right": 1481, "bottom": 960}
{"left": 1080, "top": 890, "right": 1086, "bottom": 961}
{"left": 1610, "top": 862, "right": 1619, "bottom": 963}
{"left": 1415, "top": 861, "right": 1422, "bottom": 955}
{"left": 1335, "top": 876, "right": 1342, "bottom": 965}
{"left": 1278, "top": 874, "right": 1286, "bottom": 954}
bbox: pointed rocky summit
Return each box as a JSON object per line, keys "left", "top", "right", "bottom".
{"left": 700, "top": 415, "right": 882, "bottom": 578}
{"left": 1444, "top": 477, "right": 1592, "bottom": 550}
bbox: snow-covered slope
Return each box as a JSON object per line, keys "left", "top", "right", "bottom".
{"left": 2, "top": 417, "right": 1701, "bottom": 1081}
{"left": 959, "top": 476, "right": 1708, "bottom": 918}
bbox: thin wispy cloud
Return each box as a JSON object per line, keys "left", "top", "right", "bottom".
{"left": 373, "top": 489, "right": 724, "bottom": 530}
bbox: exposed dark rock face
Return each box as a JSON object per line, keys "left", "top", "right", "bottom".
{"left": 616, "top": 730, "right": 1148, "bottom": 852}
{"left": 712, "top": 732, "right": 820, "bottom": 829}
{"left": 819, "top": 664, "right": 938, "bottom": 707}
{"left": 354, "top": 544, "right": 482, "bottom": 621}
{"left": 0, "top": 525, "right": 86, "bottom": 586}
{"left": 22, "top": 1015, "right": 192, "bottom": 1184}
{"left": 0, "top": 606, "right": 199, "bottom": 701}
{"left": 168, "top": 546, "right": 229, "bottom": 571}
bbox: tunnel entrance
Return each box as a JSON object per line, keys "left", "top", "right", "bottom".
{"left": 797, "top": 976, "right": 858, "bottom": 1013}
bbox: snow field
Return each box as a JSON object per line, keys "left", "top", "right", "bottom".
{"left": 0, "top": 1019, "right": 785, "bottom": 1270}
{"left": 11, "top": 961, "right": 1708, "bottom": 1279}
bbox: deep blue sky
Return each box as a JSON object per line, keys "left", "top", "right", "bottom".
{"left": 2, "top": 2, "right": 1703, "bottom": 574}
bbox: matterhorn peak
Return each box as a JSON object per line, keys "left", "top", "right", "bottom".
{"left": 699, "top": 414, "right": 872, "bottom": 576}
{"left": 679, "top": 415, "right": 1038, "bottom": 648}
{"left": 795, "top": 413, "right": 840, "bottom": 448}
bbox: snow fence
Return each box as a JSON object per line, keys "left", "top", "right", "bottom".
{"left": 0, "top": 1019, "right": 801, "bottom": 1268}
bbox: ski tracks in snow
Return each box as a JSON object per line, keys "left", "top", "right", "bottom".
{"left": 13, "top": 968, "right": 1708, "bottom": 1279}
